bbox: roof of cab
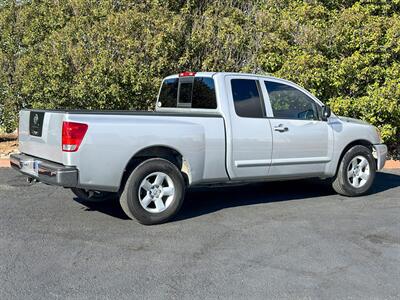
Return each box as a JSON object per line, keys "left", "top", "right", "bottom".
{"left": 164, "top": 72, "right": 281, "bottom": 81}
{"left": 164, "top": 72, "right": 216, "bottom": 80}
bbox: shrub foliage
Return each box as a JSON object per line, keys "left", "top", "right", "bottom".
{"left": 0, "top": 0, "right": 399, "bottom": 156}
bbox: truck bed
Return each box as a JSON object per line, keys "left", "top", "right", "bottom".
{"left": 18, "top": 109, "right": 227, "bottom": 191}
{"left": 20, "top": 109, "right": 220, "bottom": 117}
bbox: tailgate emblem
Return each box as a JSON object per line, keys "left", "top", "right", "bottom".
{"left": 29, "top": 111, "right": 45, "bottom": 137}
{"left": 33, "top": 113, "right": 39, "bottom": 125}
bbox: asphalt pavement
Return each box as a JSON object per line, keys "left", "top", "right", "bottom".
{"left": 1, "top": 168, "right": 399, "bottom": 299}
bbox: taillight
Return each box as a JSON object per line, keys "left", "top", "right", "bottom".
{"left": 179, "top": 71, "right": 196, "bottom": 77}
{"left": 62, "top": 121, "right": 88, "bottom": 152}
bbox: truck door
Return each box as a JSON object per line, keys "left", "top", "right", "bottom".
{"left": 263, "top": 80, "right": 332, "bottom": 177}
{"left": 224, "top": 75, "right": 273, "bottom": 179}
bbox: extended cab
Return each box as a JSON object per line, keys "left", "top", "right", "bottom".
{"left": 11, "top": 72, "right": 388, "bottom": 224}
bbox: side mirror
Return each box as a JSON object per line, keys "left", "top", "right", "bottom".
{"left": 322, "top": 106, "right": 331, "bottom": 121}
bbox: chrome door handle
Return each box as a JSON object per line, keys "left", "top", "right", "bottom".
{"left": 274, "top": 125, "right": 288, "bottom": 132}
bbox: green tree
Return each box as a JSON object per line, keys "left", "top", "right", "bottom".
{"left": 0, "top": 0, "right": 399, "bottom": 156}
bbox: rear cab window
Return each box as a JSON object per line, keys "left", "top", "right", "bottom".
{"left": 158, "top": 78, "right": 179, "bottom": 108}
{"left": 158, "top": 76, "right": 217, "bottom": 109}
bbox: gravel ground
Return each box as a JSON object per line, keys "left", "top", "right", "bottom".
{"left": 0, "top": 168, "right": 399, "bottom": 299}
{"left": 0, "top": 140, "right": 18, "bottom": 159}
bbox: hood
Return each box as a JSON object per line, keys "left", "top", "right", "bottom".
{"left": 338, "top": 116, "right": 371, "bottom": 126}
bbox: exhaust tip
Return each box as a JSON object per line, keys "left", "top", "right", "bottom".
{"left": 27, "top": 177, "right": 38, "bottom": 184}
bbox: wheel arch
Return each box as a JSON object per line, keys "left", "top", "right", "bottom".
{"left": 335, "top": 139, "right": 375, "bottom": 176}
{"left": 119, "top": 145, "right": 191, "bottom": 192}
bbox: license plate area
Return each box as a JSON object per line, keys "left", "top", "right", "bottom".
{"left": 21, "top": 160, "right": 40, "bottom": 177}
{"left": 29, "top": 111, "right": 45, "bottom": 137}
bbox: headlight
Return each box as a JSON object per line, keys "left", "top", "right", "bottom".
{"left": 375, "top": 127, "right": 383, "bottom": 143}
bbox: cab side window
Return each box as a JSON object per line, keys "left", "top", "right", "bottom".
{"left": 265, "top": 81, "right": 319, "bottom": 120}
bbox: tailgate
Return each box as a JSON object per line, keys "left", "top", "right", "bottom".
{"left": 18, "top": 110, "right": 65, "bottom": 164}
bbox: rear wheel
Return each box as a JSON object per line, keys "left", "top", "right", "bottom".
{"left": 332, "top": 145, "right": 376, "bottom": 196}
{"left": 119, "top": 158, "right": 185, "bottom": 225}
{"left": 71, "top": 188, "right": 117, "bottom": 202}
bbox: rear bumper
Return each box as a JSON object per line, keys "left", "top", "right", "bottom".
{"left": 373, "top": 144, "right": 388, "bottom": 170}
{"left": 10, "top": 153, "right": 78, "bottom": 187}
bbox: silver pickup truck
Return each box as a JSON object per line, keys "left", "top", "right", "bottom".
{"left": 11, "top": 72, "right": 387, "bottom": 224}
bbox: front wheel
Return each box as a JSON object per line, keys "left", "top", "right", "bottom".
{"left": 332, "top": 145, "right": 376, "bottom": 196}
{"left": 119, "top": 158, "right": 185, "bottom": 225}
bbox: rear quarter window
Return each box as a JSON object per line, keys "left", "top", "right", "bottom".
{"left": 231, "top": 79, "right": 264, "bottom": 118}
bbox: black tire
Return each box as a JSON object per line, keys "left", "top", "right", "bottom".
{"left": 332, "top": 145, "right": 376, "bottom": 196}
{"left": 71, "top": 188, "right": 117, "bottom": 202}
{"left": 119, "top": 158, "right": 185, "bottom": 225}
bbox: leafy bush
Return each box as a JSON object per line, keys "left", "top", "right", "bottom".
{"left": 0, "top": 0, "right": 399, "bottom": 156}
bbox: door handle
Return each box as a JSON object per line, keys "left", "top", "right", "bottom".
{"left": 274, "top": 124, "right": 288, "bottom": 132}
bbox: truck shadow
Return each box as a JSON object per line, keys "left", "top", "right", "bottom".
{"left": 76, "top": 171, "right": 400, "bottom": 222}
{"left": 177, "top": 171, "right": 400, "bottom": 221}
